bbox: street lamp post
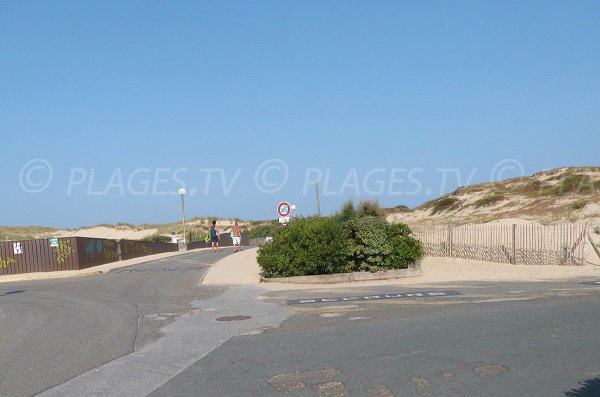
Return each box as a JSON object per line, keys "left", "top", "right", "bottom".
{"left": 178, "top": 188, "right": 186, "bottom": 243}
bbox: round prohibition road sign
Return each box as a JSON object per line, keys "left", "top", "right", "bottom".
{"left": 277, "top": 201, "right": 291, "bottom": 217}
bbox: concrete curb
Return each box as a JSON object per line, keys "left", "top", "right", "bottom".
{"left": 260, "top": 263, "right": 421, "bottom": 284}
{"left": 0, "top": 248, "right": 213, "bottom": 284}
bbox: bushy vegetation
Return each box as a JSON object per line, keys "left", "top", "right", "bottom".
{"left": 554, "top": 175, "right": 599, "bottom": 195}
{"left": 570, "top": 199, "right": 589, "bottom": 211}
{"left": 334, "top": 199, "right": 386, "bottom": 222}
{"left": 142, "top": 233, "right": 173, "bottom": 243}
{"left": 257, "top": 200, "right": 424, "bottom": 278}
{"left": 257, "top": 217, "right": 353, "bottom": 278}
{"left": 346, "top": 216, "right": 392, "bottom": 272}
{"left": 248, "top": 221, "right": 281, "bottom": 239}
{"left": 515, "top": 175, "right": 600, "bottom": 197}
{"left": 473, "top": 193, "right": 507, "bottom": 208}
{"left": 355, "top": 199, "right": 386, "bottom": 218}
{"left": 0, "top": 226, "right": 57, "bottom": 241}
{"left": 430, "top": 197, "right": 459, "bottom": 214}
{"left": 187, "top": 229, "right": 208, "bottom": 242}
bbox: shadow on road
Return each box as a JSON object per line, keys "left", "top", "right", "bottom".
{"left": 0, "top": 289, "right": 25, "bottom": 296}
{"left": 565, "top": 376, "right": 600, "bottom": 396}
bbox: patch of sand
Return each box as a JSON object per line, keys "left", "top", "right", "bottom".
{"left": 201, "top": 248, "right": 600, "bottom": 291}
{"left": 202, "top": 248, "right": 262, "bottom": 285}
{"left": 51, "top": 227, "right": 158, "bottom": 240}
{"left": 581, "top": 203, "right": 600, "bottom": 218}
{"left": 486, "top": 218, "right": 539, "bottom": 225}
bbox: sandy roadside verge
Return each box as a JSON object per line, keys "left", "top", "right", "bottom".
{"left": 202, "top": 248, "right": 262, "bottom": 285}
{"left": 202, "top": 248, "right": 600, "bottom": 291}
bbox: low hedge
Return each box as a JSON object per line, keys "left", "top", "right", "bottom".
{"left": 257, "top": 215, "right": 423, "bottom": 278}
{"left": 248, "top": 222, "right": 281, "bottom": 239}
{"left": 257, "top": 217, "right": 353, "bottom": 278}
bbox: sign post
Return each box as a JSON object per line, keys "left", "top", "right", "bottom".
{"left": 277, "top": 201, "right": 292, "bottom": 225}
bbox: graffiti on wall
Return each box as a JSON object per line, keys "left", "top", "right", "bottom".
{"left": 13, "top": 242, "right": 23, "bottom": 255}
{"left": 0, "top": 257, "right": 16, "bottom": 269}
{"left": 85, "top": 240, "right": 118, "bottom": 260}
{"left": 85, "top": 241, "right": 98, "bottom": 257}
{"left": 55, "top": 240, "right": 73, "bottom": 265}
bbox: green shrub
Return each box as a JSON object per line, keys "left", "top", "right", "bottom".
{"left": 431, "top": 197, "right": 459, "bottom": 214}
{"left": 554, "top": 175, "right": 598, "bottom": 195}
{"left": 257, "top": 217, "right": 353, "bottom": 278}
{"left": 387, "top": 223, "right": 424, "bottom": 268}
{"left": 334, "top": 199, "right": 385, "bottom": 222}
{"left": 186, "top": 229, "right": 207, "bottom": 242}
{"left": 570, "top": 199, "right": 589, "bottom": 211}
{"left": 482, "top": 215, "right": 494, "bottom": 223}
{"left": 257, "top": 205, "right": 424, "bottom": 278}
{"left": 116, "top": 222, "right": 136, "bottom": 228}
{"left": 355, "top": 199, "right": 386, "bottom": 218}
{"left": 335, "top": 199, "right": 357, "bottom": 223}
{"left": 345, "top": 219, "right": 424, "bottom": 272}
{"left": 346, "top": 216, "right": 392, "bottom": 272}
{"left": 386, "top": 222, "right": 415, "bottom": 239}
{"left": 142, "top": 234, "right": 172, "bottom": 243}
{"left": 473, "top": 194, "right": 507, "bottom": 208}
{"left": 249, "top": 222, "right": 281, "bottom": 238}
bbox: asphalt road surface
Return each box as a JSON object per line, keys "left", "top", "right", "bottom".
{"left": 151, "top": 281, "right": 600, "bottom": 397}
{"left": 2, "top": 253, "right": 600, "bottom": 396}
{"left": 0, "top": 250, "right": 291, "bottom": 397}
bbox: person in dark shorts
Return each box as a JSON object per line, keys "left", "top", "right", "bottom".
{"left": 210, "top": 220, "right": 220, "bottom": 253}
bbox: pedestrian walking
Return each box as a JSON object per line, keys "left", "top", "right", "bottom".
{"left": 231, "top": 221, "right": 242, "bottom": 253}
{"left": 210, "top": 220, "right": 220, "bottom": 253}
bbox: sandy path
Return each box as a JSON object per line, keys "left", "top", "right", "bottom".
{"left": 202, "top": 248, "right": 600, "bottom": 291}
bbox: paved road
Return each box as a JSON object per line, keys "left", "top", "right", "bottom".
{"left": 0, "top": 250, "right": 292, "bottom": 397}
{"left": 3, "top": 254, "right": 600, "bottom": 396}
{"left": 151, "top": 281, "right": 600, "bottom": 397}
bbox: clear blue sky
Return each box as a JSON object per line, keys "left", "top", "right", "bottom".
{"left": 1, "top": 1, "right": 599, "bottom": 228}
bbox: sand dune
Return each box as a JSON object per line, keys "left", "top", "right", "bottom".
{"left": 50, "top": 227, "right": 158, "bottom": 240}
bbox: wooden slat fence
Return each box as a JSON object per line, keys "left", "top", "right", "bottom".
{"left": 120, "top": 240, "right": 178, "bottom": 261}
{"left": 412, "top": 223, "right": 588, "bottom": 266}
{"left": 0, "top": 238, "right": 79, "bottom": 275}
{"left": 0, "top": 237, "right": 180, "bottom": 276}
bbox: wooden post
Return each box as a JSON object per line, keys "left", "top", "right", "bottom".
{"left": 315, "top": 183, "right": 321, "bottom": 217}
{"left": 116, "top": 239, "right": 122, "bottom": 261}
{"left": 581, "top": 224, "right": 587, "bottom": 265}
{"left": 512, "top": 224, "right": 516, "bottom": 265}
{"left": 447, "top": 225, "right": 453, "bottom": 257}
{"left": 588, "top": 232, "right": 600, "bottom": 260}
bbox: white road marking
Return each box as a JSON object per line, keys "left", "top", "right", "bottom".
{"left": 472, "top": 297, "right": 533, "bottom": 303}
{"left": 321, "top": 305, "right": 359, "bottom": 310}
{"left": 319, "top": 313, "right": 342, "bottom": 318}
